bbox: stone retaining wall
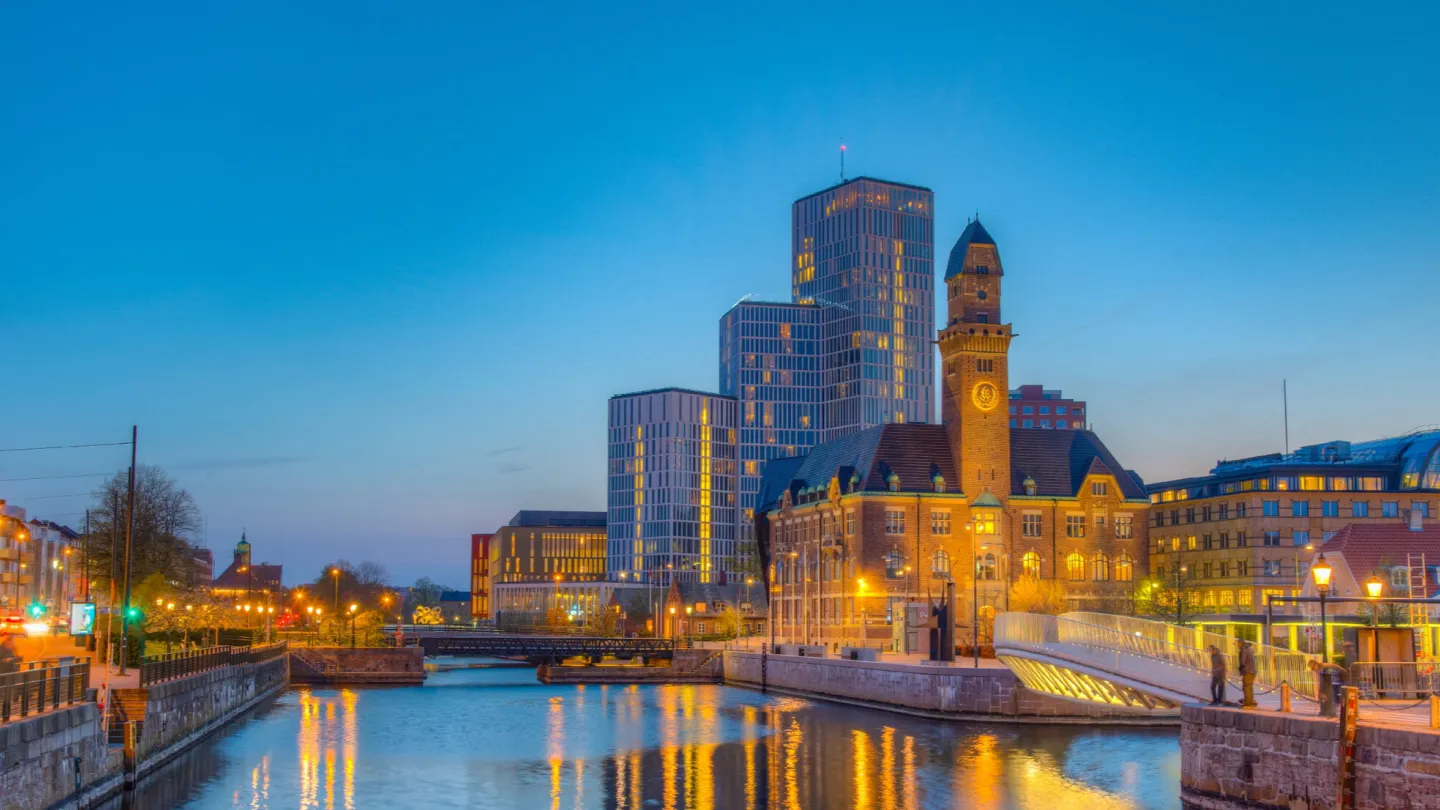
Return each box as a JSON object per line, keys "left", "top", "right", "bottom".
{"left": 1181, "top": 704, "right": 1440, "bottom": 809}
{"left": 289, "top": 647, "right": 425, "bottom": 684}
{"left": 137, "top": 655, "right": 289, "bottom": 768}
{"left": 722, "top": 651, "right": 1153, "bottom": 722}
{"left": 0, "top": 703, "right": 122, "bottom": 810}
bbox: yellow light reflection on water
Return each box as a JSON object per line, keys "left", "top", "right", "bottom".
{"left": 851, "top": 729, "right": 872, "bottom": 810}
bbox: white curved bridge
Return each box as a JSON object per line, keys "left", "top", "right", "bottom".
{"left": 994, "top": 611, "right": 1318, "bottom": 715}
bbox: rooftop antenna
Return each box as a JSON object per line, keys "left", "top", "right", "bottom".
{"left": 1283, "top": 379, "right": 1290, "bottom": 456}
{"left": 839, "top": 138, "right": 846, "bottom": 183}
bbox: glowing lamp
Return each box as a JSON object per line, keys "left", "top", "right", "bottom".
{"left": 1365, "top": 576, "right": 1384, "bottom": 599}
{"left": 1311, "top": 553, "right": 1333, "bottom": 591}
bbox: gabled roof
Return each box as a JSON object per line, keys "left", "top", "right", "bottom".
{"left": 1319, "top": 523, "right": 1440, "bottom": 594}
{"left": 754, "top": 424, "right": 960, "bottom": 512}
{"left": 1010, "top": 428, "right": 1147, "bottom": 500}
{"left": 212, "top": 561, "right": 283, "bottom": 590}
{"left": 944, "top": 219, "right": 999, "bottom": 280}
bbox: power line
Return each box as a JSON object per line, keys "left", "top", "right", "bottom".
{"left": 17, "top": 492, "right": 91, "bottom": 501}
{"left": 0, "top": 441, "right": 130, "bottom": 453}
{"left": 0, "top": 472, "right": 111, "bottom": 483}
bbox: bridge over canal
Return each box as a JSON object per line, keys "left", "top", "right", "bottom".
{"left": 405, "top": 630, "right": 675, "bottom": 664}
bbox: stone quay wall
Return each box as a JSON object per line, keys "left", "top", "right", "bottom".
{"left": 1181, "top": 704, "right": 1440, "bottom": 809}
{"left": 722, "top": 651, "right": 1151, "bottom": 722}
{"left": 0, "top": 703, "right": 123, "bottom": 810}
{"left": 289, "top": 647, "right": 425, "bottom": 684}
{"left": 135, "top": 655, "right": 289, "bottom": 773}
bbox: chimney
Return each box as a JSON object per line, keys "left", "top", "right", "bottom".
{"left": 1409, "top": 508, "right": 1424, "bottom": 532}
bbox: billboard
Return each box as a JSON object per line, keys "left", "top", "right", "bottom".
{"left": 69, "top": 601, "right": 97, "bottom": 636}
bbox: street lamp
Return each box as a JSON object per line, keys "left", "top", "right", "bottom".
{"left": 1365, "top": 574, "right": 1384, "bottom": 626}
{"left": 1311, "top": 553, "right": 1334, "bottom": 662}
{"left": 348, "top": 603, "right": 359, "bottom": 649}
{"left": 331, "top": 568, "right": 341, "bottom": 611}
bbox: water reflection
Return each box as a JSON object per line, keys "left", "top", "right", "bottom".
{"left": 114, "top": 666, "right": 1180, "bottom": 809}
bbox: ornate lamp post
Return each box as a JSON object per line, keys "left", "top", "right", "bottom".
{"left": 1365, "top": 574, "right": 1384, "bottom": 626}
{"left": 1311, "top": 553, "right": 1333, "bottom": 662}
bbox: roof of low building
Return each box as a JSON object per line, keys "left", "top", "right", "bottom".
{"left": 1318, "top": 522, "right": 1440, "bottom": 594}
{"left": 507, "top": 510, "right": 606, "bottom": 528}
{"left": 212, "top": 561, "right": 283, "bottom": 590}
{"left": 1010, "top": 429, "right": 1147, "bottom": 500}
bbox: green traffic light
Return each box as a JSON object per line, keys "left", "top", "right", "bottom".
{"left": 27, "top": 603, "right": 45, "bottom": 618}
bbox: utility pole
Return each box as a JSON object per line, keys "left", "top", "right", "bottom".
{"left": 119, "top": 426, "right": 137, "bottom": 675}
{"left": 82, "top": 510, "right": 90, "bottom": 601}
{"left": 107, "top": 491, "right": 119, "bottom": 664}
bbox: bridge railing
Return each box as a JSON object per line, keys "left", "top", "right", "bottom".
{"left": 1060, "top": 612, "right": 1318, "bottom": 698}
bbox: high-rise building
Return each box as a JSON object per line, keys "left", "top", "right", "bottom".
{"left": 1009, "top": 385, "right": 1087, "bottom": 430}
{"left": 607, "top": 388, "right": 738, "bottom": 584}
{"left": 719, "top": 300, "right": 823, "bottom": 556}
{"left": 792, "top": 177, "right": 935, "bottom": 440}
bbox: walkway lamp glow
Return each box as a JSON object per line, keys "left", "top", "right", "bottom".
{"left": 348, "top": 603, "right": 359, "bottom": 649}
{"left": 1311, "top": 553, "right": 1333, "bottom": 662}
{"left": 1365, "top": 575, "right": 1383, "bottom": 599}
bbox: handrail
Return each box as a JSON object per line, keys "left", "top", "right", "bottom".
{"left": 995, "top": 612, "right": 1318, "bottom": 699}
{"left": 0, "top": 660, "right": 91, "bottom": 723}
{"left": 140, "top": 642, "right": 288, "bottom": 686}
{"left": 1350, "top": 662, "right": 1440, "bottom": 700}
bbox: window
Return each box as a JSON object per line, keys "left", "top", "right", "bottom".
{"left": 1066, "top": 515, "right": 1086, "bottom": 538}
{"left": 1022, "top": 406, "right": 1033, "bottom": 414}
{"left": 1322, "top": 531, "right": 1336, "bottom": 541}
{"left": 1220, "top": 590, "right": 1235, "bottom": 608}
{"left": 1238, "top": 589, "right": 1253, "bottom": 608}
{"left": 694, "top": 602, "right": 708, "bottom": 614}
{"left": 1115, "top": 515, "right": 1133, "bottom": 539}
{"left": 1219, "top": 532, "right": 1230, "bottom": 549}
{"left": 1263, "top": 531, "right": 1281, "bottom": 547}
{"left": 1291, "top": 501, "right": 1309, "bottom": 517}
{"left": 978, "top": 553, "right": 997, "bottom": 581}
{"left": 1236, "top": 502, "right": 1247, "bottom": 518}
{"left": 1066, "top": 553, "right": 1085, "bottom": 582}
{"left": 1236, "top": 531, "right": 1247, "bottom": 547}
{"left": 1383, "top": 501, "right": 1399, "bottom": 518}
{"left": 1218, "top": 504, "right": 1229, "bottom": 520}
{"left": 1262, "top": 500, "right": 1279, "bottom": 517}
{"left": 1021, "top": 552, "right": 1041, "bottom": 578}
{"left": 1351, "top": 501, "right": 1369, "bottom": 518}
{"left": 1293, "top": 530, "right": 1310, "bottom": 547}
{"left": 931, "top": 511, "right": 951, "bottom": 536}
{"left": 1040, "top": 420, "right": 1050, "bottom": 428}
{"left": 932, "top": 550, "right": 951, "bottom": 579}
{"left": 1187, "top": 535, "right": 1198, "bottom": 550}
{"left": 1022, "top": 513, "right": 1043, "bottom": 538}
{"left": 1039, "top": 406, "right": 1050, "bottom": 415}
{"left": 1322, "top": 501, "right": 1339, "bottom": 517}
{"left": 1219, "top": 561, "right": 1229, "bottom": 578}
{"left": 1092, "top": 481, "right": 1108, "bottom": 497}
{"left": 1203, "top": 562, "right": 1213, "bottom": 579}
{"left": 1414, "top": 501, "right": 1431, "bottom": 518}
{"left": 1094, "top": 511, "right": 1106, "bottom": 526}
{"left": 1203, "top": 534, "right": 1214, "bottom": 550}
{"left": 1299, "top": 476, "right": 1324, "bottom": 491}
{"left": 1115, "top": 554, "right": 1133, "bottom": 582}
{"left": 884, "top": 547, "right": 906, "bottom": 579}
{"left": 1092, "top": 553, "right": 1110, "bottom": 581}
{"left": 885, "top": 510, "right": 905, "bottom": 535}
{"left": 977, "top": 359, "right": 994, "bottom": 372}
{"left": 1238, "top": 560, "right": 1248, "bottom": 577}
{"left": 1264, "top": 560, "right": 1281, "bottom": 577}
{"left": 845, "top": 511, "right": 855, "bottom": 535}
{"left": 1392, "top": 567, "right": 1408, "bottom": 588}
{"left": 1023, "top": 419, "right": 1033, "bottom": 428}
{"left": 973, "top": 512, "right": 997, "bottom": 535}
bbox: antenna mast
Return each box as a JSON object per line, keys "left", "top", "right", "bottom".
{"left": 839, "top": 138, "right": 846, "bottom": 183}
{"left": 1283, "top": 379, "right": 1290, "bottom": 456}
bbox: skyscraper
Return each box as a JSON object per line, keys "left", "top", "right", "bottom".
{"left": 792, "top": 177, "right": 936, "bottom": 440}
{"left": 606, "top": 388, "right": 739, "bottom": 584}
{"left": 719, "top": 300, "right": 823, "bottom": 555}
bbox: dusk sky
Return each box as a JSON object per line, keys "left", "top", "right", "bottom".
{"left": 3, "top": 3, "right": 1437, "bottom": 586}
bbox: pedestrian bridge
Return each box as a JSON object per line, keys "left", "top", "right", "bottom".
{"left": 994, "top": 612, "right": 1318, "bottom": 715}
{"left": 407, "top": 631, "right": 675, "bottom": 664}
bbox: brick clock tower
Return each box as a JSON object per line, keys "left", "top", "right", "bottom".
{"left": 938, "top": 219, "right": 1013, "bottom": 504}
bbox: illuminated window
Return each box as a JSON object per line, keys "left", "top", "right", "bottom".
{"left": 1092, "top": 553, "right": 1110, "bottom": 582}
{"left": 973, "top": 512, "right": 997, "bottom": 535}
{"left": 1066, "top": 553, "right": 1085, "bottom": 582}
{"left": 1022, "top": 552, "right": 1041, "bottom": 578}
{"left": 1115, "top": 554, "right": 1133, "bottom": 582}
{"left": 1299, "top": 476, "right": 1324, "bottom": 491}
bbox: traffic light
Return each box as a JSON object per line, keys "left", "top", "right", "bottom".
{"left": 124, "top": 606, "right": 142, "bottom": 620}
{"left": 27, "top": 602, "right": 46, "bottom": 619}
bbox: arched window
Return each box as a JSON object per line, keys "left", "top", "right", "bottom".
{"left": 885, "top": 547, "right": 906, "bottom": 580}
{"left": 1092, "top": 553, "right": 1110, "bottom": 582}
{"left": 1066, "top": 552, "right": 1085, "bottom": 582}
{"left": 979, "top": 553, "right": 998, "bottom": 581}
{"left": 931, "top": 550, "right": 951, "bottom": 579}
{"left": 1021, "top": 551, "right": 1042, "bottom": 578}
{"left": 1115, "top": 554, "right": 1134, "bottom": 582}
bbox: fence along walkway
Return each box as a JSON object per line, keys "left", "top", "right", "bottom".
{"left": 994, "top": 612, "right": 1318, "bottom": 712}
{"left": 139, "top": 642, "right": 288, "bottom": 686}
{"left": 0, "top": 659, "right": 91, "bottom": 722}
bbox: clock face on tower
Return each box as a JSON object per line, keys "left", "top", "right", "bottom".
{"left": 972, "top": 381, "right": 999, "bottom": 411}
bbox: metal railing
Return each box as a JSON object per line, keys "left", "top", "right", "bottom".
{"left": 139, "top": 642, "right": 288, "bottom": 686}
{"left": 995, "top": 612, "right": 1319, "bottom": 699}
{"left": 1350, "top": 663, "right": 1440, "bottom": 700}
{"left": 1, "top": 660, "right": 91, "bottom": 722}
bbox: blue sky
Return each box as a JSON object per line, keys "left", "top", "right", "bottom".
{"left": 3, "top": 2, "right": 1437, "bottom": 585}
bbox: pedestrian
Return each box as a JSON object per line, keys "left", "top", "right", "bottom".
{"left": 0, "top": 634, "right": 19, "bottom": 675}
{"left": 1238, "top": 639, "right": 1257, "bottom": 708}
{"left": 1209, "top": 644, "right": 1227, "bottom": 705}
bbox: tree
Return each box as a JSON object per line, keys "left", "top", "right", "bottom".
{"left": 717, "top": 606, "right": 742, "bottom": 638}
{"left": 1008, "top": 578, "right": 1069, "bottom": 615}
{"left": 1136, "top": 573, "right": 1200, "bottom": 626}
{"left": 85, "top": 465, "right": 203, "bottom": 596}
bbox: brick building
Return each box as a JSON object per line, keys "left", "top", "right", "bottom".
{"left": 756, "top": 219, "right": 1150, "bottom": 647}
{"left": 1008, "top": 385, "right": 1086, "bottom": 430}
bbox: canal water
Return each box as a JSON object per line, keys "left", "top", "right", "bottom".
{"left": 112, "top": 664, "right": 1181, "bottom": 809}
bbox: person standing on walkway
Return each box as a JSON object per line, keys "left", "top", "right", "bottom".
{"left": 1238, "top": 639, "right": 1257, "bottom": 708}
{"left": 1209, "top": 645, "right": 1227, "bottom": 705}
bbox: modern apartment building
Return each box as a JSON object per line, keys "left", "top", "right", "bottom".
{"left": 719, "top": 300, "right": 823, "bottom": 553}
{"left": 1145, "top": 431, "right": 1440, "bottom": 615}
{"left": 606, "top": 388, "right": 739, "bottom": 584}
{"left": 791, "top": 177, "right": 935, "bottom": 440}
{"left": 1009, "top": 385, "right": 1087, "bottom": 430}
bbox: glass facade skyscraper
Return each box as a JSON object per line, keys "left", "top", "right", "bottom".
{"left": 606, "top": 388, "right": 739, "bottom": 584}
{"left": 792, "top": 177, "right": 935, "bottom": 441}
{"left": 719, "top": 300, "right": 823, "bottom": 551}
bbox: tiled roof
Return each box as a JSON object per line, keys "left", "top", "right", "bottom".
{"left": 755, "top": 424, "right": 960, "bottom": 512}
{"left": 944, "top": 219, "right": 999, "bottom": 280}
{"left": 1319, "top": 523, "right": 1440, "bottom": 594}
{"left": 212, "top": 562, "right": 283, "bottom": 590}
{"left": 1010, "top": 429, "right": 1147, "bottom": 500}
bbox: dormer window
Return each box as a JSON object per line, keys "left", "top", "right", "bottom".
{"left": 932, "top": 475, "right": 946, "bottom": 493}
{"left": 887, "top": 472, "right": 901, "bottom": 492}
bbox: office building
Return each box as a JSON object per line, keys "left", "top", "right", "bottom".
{"left": 719, "top": 300, "right": 823, "bottom": 555}
{"left": 1009, "top": 385, "right": 1087, "bottom": 430}
{"left": 488, "top": 511, "right": 607, "bottom": 585}
{"left": 470, "top": 533, "right": 492, "bottom": 619}
{"left": 792, "top": 177, "right": 935, "bottom": 440}
{"left": 757, "top": 219, "right": 1150, "bottom": 646}
{"left": 607, "top": 388, "right": 738, "bottom": 584}
{"left": 1146, "top": 431, "right": 1440, "bottom": 616}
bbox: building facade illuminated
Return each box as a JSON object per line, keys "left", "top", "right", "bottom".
{"left": 607, "top": 388, "right": 739, "bottom": 584}
{"left": 719, "top": 300, "right": 823, "bottom": 559}
{"left": 488, "top": 511, "right": 607, "bottom": 585}
{"left": 792, "top": 177, "right": 935, "bottom": 440}
{"left": 1146, "top": 431, "right": 1440, "bottom": 616}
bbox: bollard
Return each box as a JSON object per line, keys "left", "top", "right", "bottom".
{"left": 1431, "top": 695, "right": 1439, "bottom": 730}
{"left": 1280, "top": 682, "right": 1292, "bottom": 713}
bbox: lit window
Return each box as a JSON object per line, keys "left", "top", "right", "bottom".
{"left": 1021, "top": 552, "right": 1041, "bottom": 578}
{"left": 1066, "top": 553, "right": 1085, "bottom": 581}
